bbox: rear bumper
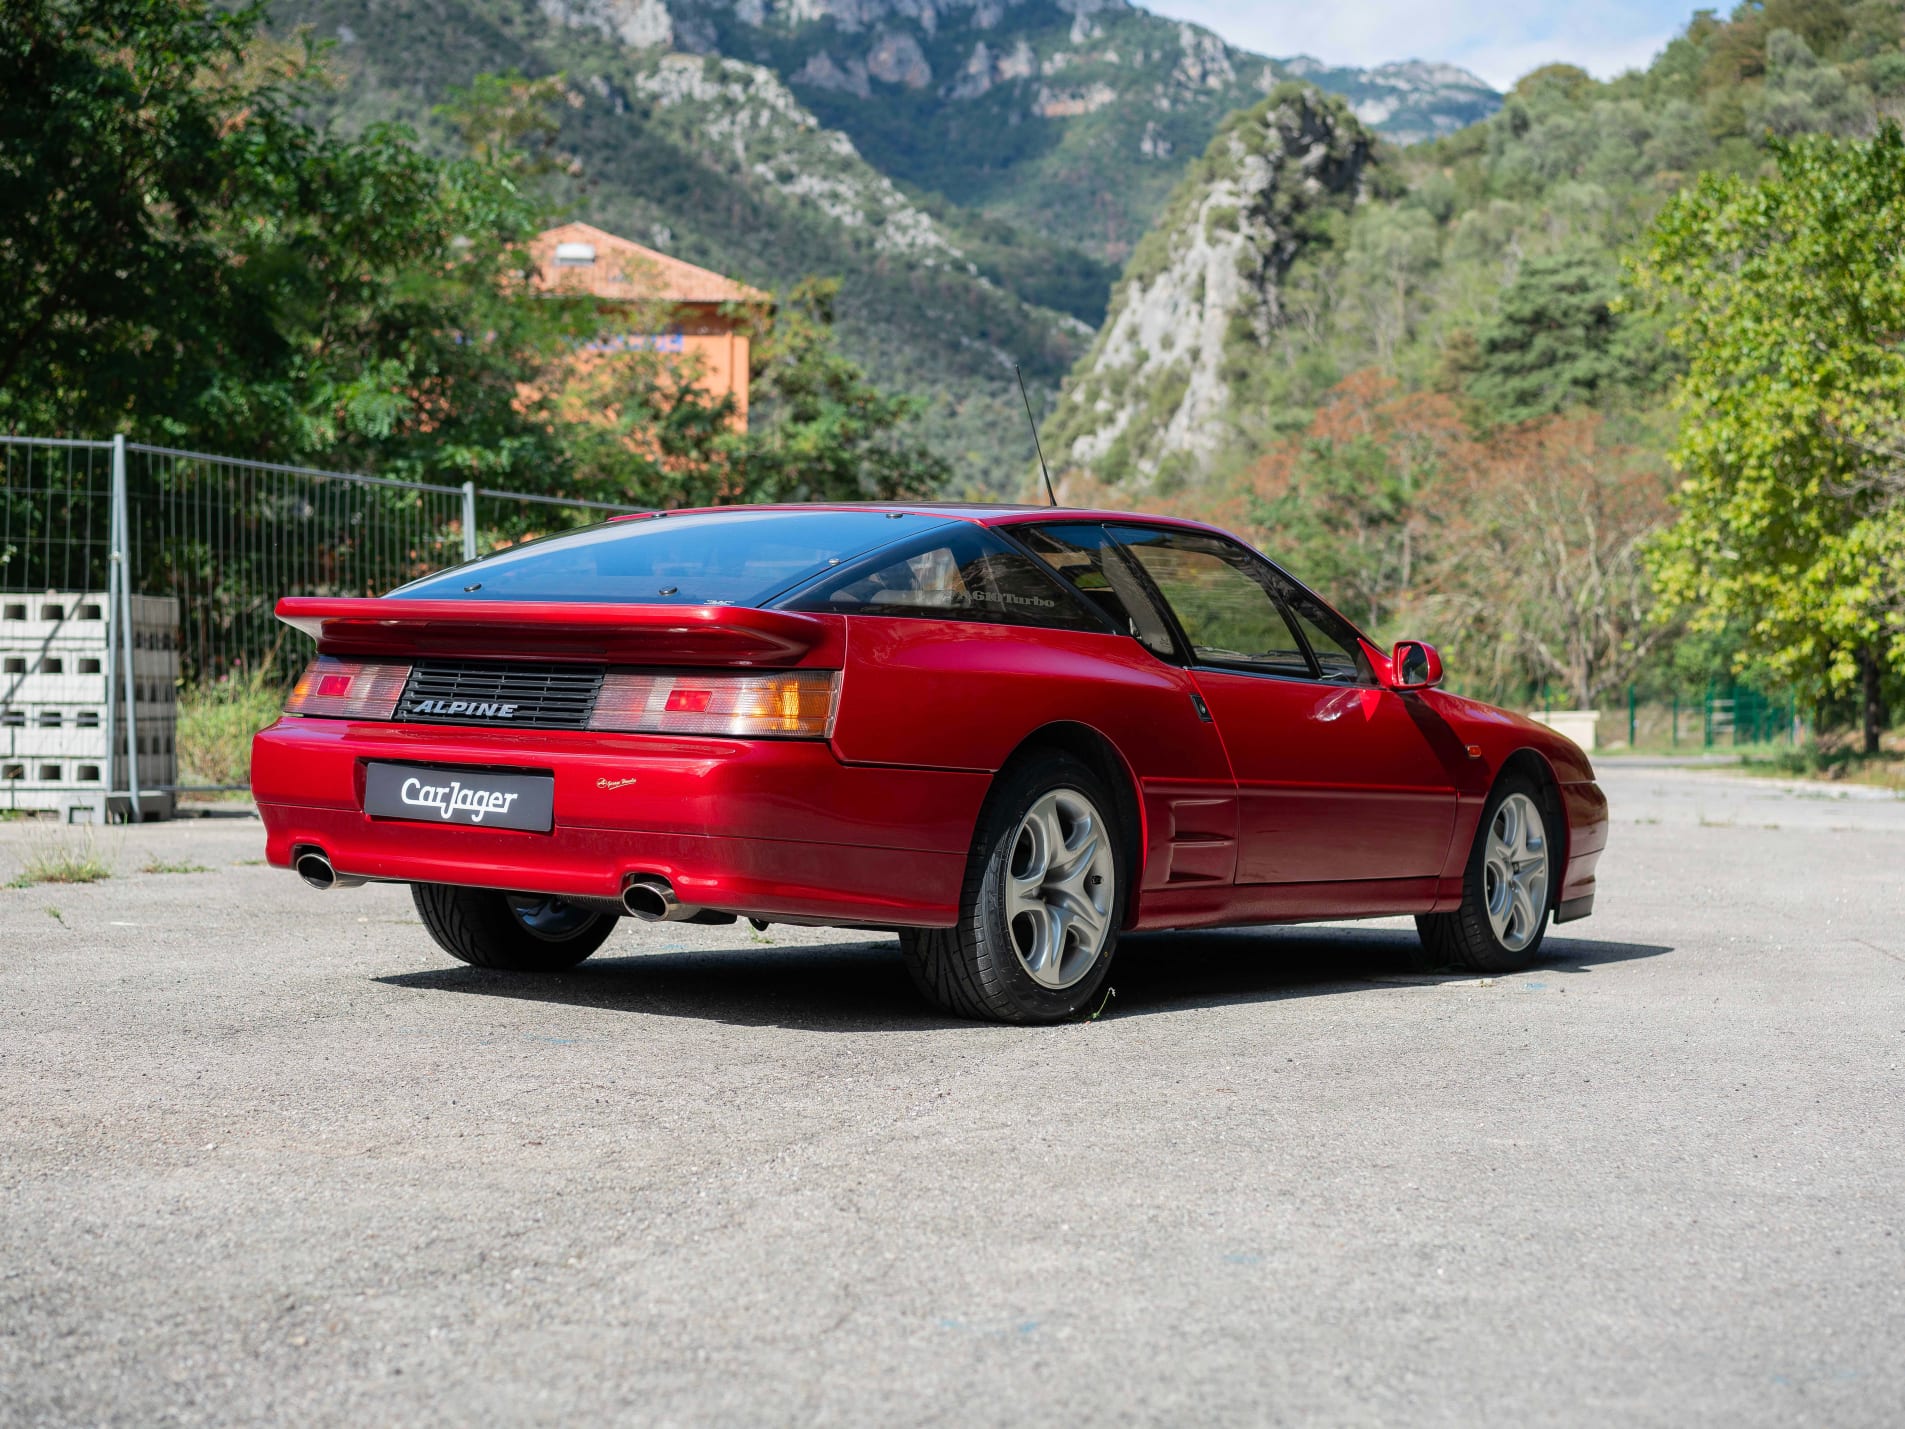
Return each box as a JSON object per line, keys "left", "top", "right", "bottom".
{"left": 252, "top": 717, "right": 987, "bottom": 927}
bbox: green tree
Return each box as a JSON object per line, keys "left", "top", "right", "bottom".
{"left": 1468, "top": 252, "right": 1671, "bottom": 424}
{"left": 2, "top": 1, "right": 946, "bottom": 507}
{"left": 1635, "top": 123, "right": 1905, "bottom": 752}
{"left": 737, "top": 278, "right": 948, "bottom": 502}
{"left": 1, "top": 0, "right": 265, "bottom": 432}
{"left": 0, "top": 0, "right": 586, "bottom": 485}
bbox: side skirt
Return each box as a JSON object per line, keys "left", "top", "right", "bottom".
{"left": 1134, "top": 876, "right": 1440, "bottom": 932}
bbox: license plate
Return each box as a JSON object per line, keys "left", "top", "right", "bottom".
{"left": 364, "top": 763, "right": 554, "bottom": 832}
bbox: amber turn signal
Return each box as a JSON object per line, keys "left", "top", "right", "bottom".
{"left": 588, "top": 670, "right": 838, "bottom": 739}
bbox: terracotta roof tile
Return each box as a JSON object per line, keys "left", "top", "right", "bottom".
{"left": 528, "top": 222, "right": 769, "bottom": 306}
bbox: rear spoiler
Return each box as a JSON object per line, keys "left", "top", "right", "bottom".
{"left": 274, "top": 597, "right": 843, "bottom": 668}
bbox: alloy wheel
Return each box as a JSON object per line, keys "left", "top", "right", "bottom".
{"left": 1483, "top": 791, "right": 1549, "bottom": 952}
{"left": 1004, "top": 788, "right": 1116, "bottom": 989}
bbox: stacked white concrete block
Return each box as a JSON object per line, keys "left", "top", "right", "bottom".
{"left": 1, "top": 591, "right": 178, "bottom": 820}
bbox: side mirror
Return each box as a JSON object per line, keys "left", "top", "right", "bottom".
{"left": 1389, "top": 640, "right": 1443, "bottom": 691}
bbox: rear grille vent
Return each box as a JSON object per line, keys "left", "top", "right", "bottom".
{"left": 396, "top": 660, "right": 604, "bottom": 730}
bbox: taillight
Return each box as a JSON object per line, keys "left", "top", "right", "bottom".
{"left": 285, "top": 657, "right": 411, "bottom": 719}
{"left": 588, "top": 670, "right": 838, "bottom": 739}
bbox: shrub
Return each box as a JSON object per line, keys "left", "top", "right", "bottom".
{"left": 177, "top": 672, "right": 284, "bottom": 791}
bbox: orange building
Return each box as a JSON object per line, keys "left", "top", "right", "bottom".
{"left": 527, "top": 222, "right": 769, "bottom": 429}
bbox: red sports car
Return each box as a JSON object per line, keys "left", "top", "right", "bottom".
{"left": 253, "top": 504, "right": 1607, "bottom": 1023}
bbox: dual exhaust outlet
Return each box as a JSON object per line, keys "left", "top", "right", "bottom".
{"left": 293, "top": 847, "right": 703, "bottom": 923}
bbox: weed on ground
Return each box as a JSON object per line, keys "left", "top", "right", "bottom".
{"left": 9, "top": 831, "right": 114, "bottom": 887}
{"left": 1740, "top": 732, "right": 1905, "bottom": 792}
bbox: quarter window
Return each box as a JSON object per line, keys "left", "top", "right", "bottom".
{"left": 1016, "top": 524, "right": 1178, "bottom": 659}
{"left": 1284, "top": 599, "right": 1372, "bottom": 685}
{"left": 791, "top": 527, "right": 1105, "bottom": 631}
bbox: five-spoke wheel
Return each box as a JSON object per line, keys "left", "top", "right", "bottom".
{"left": 1416, "top": 775, "right": 1557, "bottom": 972}
{"left": 1481, "top": 791, "right": 1550, "bottom": 954}
{"left": 902, "top": 751, "right": 1125, "bottom": 1023}
{"left": 1004, "top": 788, "right": 1117, "bottom": 991}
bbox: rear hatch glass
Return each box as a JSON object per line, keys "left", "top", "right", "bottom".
{"left": 391, "top": 510, "right": 952, "bottom": 606}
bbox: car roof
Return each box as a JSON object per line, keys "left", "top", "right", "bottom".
{"left": 611, "top": 501, "right": 1233, "bottom": 537}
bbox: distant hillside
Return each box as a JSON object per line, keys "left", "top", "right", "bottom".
{"left": 1048, "top": 0, "right": 1905, "bottom": 492}
{"left": 268, "top": 0, "right": 1497, "bottom": 494}
{"left": 662, "top": 0, "right": 1497, "bottom": 261}
{"left": 274, "top": 0, "right": 1104, "bottom": 493}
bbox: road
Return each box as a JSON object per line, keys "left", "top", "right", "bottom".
{"left": 2, "top": 766, "right": 1902, "bottom": 1426}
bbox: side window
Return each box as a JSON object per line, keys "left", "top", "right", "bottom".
{"left": 1282, "top": 593, "right": 1374, "bottom": 685}
{"left": 1108, "top": 527, "right": 1313, "bottom": 677}
{"left": 1015, "top": 524, "right": 1178, "bottom": 659}
{"left": 790, "top": 526, "right": 1105, "bottom": 631}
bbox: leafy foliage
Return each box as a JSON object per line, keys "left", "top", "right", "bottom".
{"left": 1467, "top": 253, "right": 1673, "bottom": 424}
{"left": 1056, "top": 367, "right": 1674, "bottom": 707}
{"left": 1634, "top": 122, "right": 1905, "bottom": 748}
{"left": 1, "top": 0, "right": 946, "bottom": 507}
{"left": 1056, "top": 0, "right": 1900, "bottom": 497}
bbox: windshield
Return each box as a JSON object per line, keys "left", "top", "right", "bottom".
{"left": 390, "top": 510, "right": 953, "bottom": 606}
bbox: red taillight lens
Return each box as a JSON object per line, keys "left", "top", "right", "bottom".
{"left": 285, "top": 657, "right": 411, "bottom": 720}
{"left": 588, "top": 670, "right": 838, "bottom": 739}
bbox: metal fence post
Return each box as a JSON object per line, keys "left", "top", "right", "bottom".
{"left": 461, "top": 481, "right": 478, "bottom": 564}
{"left": 1628, "top": 685, "right": 1637, "bottom": 748}
{"left": 109, "top": 435, "right": 144, "bottom": 823}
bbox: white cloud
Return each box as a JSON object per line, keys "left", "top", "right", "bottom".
{"left": 1458, "top": 30, "right": 1679, "bottom": 90}
{"left": 1140, "top": 1, "right": 1701, "bottom": 91}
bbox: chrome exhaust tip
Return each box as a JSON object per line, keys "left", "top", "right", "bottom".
{"left": 294, "top": 847, "right": 364, "bottom": 890}
{"left": 621, "top": 876, "right": 704, "bottom": 923}
{"left": 295, "top": 849, "right": 339, "bottom": 890}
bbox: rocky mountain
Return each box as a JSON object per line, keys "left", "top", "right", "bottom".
{"left": 277, "top": 0, "right": 1105, "bottom": 491}
{"left": 1042, "top": 3, "right": 1905, "bottom": 497}
{"left": 652, "top": 0, "right": 1497, "bottom": 259}
{"left": 270, "top": 0, "right": 1497, "bottom": 493}
{"left": 1043, "top": 85, "right": 1374, "bottom": 489}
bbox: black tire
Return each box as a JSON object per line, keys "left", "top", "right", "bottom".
{"left": 1415, "top": 774, "right": 1557, "bottom": 973}
{"left": 901, "top": 751, "right": 1126, "bottom": 1024}
{"left": 411, "top": 884, "right": 616, "bottom": 972}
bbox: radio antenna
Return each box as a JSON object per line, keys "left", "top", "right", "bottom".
{"left": 1015, "top": 364, "right": 1059, "bottom": 507}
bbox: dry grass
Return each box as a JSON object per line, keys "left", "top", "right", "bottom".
{"left": 1741, "top": 728, "right": 1905, "bottom": 792}
{"left": 9, "top": 830, "right": 114, "bottom": 888}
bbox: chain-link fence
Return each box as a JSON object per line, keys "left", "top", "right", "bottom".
{"left": 121, "top": 442, "right": 639, "bottom": 682}
{"left": 1, "top": 434, "right": 642, "bottom": 811}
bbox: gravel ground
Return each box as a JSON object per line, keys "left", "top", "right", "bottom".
{"left": 1, "top": 767, "right": 1901, "bottom": 1427}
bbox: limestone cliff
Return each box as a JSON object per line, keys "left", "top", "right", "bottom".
{"left": 1044, "top": 86, "right": 1373, "bottom": 489}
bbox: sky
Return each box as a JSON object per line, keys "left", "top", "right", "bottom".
{"left": 1140, "top": 1, "right": 1710, "bottom": 91}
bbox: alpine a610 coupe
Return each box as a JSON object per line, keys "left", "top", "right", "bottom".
{"left": 253, "top": 504, "right": 1608, "bottom": 1023}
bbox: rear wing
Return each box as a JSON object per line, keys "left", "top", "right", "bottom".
{"left": 274, "top": 597, "right": 843, "bottom": 668}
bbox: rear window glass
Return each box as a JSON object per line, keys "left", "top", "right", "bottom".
{"left": 390, "top": 511, "right": 952, "bottom": 606}
{"left": 789, "top": 526, "right": 1105, "bottom": 630}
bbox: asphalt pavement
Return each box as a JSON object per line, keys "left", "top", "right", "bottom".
{"left": 2, "top": 766, "right": 1901, "bottom": 1426}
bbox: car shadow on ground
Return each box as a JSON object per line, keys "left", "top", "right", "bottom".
{"left": 375, "top": 926, "right": 1674, "bottom": 1033}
